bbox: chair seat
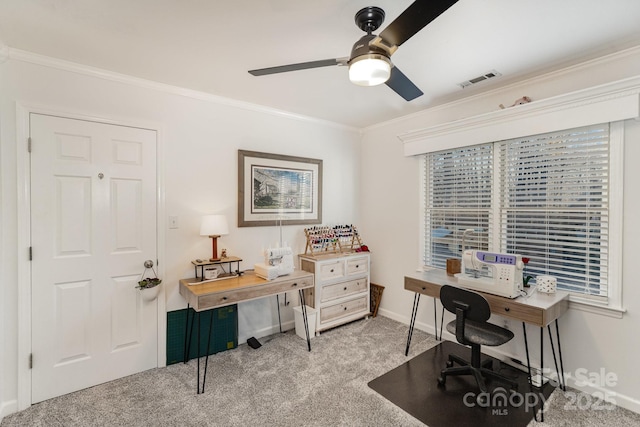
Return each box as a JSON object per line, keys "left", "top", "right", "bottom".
{"left": 437, "top": 285, "right": 518, "bottom": 393}
{"left": 446, "top": 319, "right": 514, "bottom": 347}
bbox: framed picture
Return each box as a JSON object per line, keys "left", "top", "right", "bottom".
{"left": 238, "top": 150, "right": 323, "bottom": 227}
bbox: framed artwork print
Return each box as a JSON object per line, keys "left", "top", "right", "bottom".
{"left": 238, "top": 150, "right": 323, "bottom": 227}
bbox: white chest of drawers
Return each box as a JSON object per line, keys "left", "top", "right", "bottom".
{"left": 299, "top": 252, "right": 370, "bottom": 334}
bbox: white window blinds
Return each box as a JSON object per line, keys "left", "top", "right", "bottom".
{"left": 424, "top": 123, "right": 612, "bottom": 300}
{"left": 424, "top": 144, "right": 493, "bottom": 269}
{"left": 497, "top": 124, "right": 610, "bottom": 298}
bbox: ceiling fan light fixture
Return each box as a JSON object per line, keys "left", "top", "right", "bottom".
{"left": 348, "top": 54, "right": 391, "bottom": 87}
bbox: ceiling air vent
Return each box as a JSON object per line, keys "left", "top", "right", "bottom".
{"left": 458, "top": 70, "right": 502, "bottom": 89}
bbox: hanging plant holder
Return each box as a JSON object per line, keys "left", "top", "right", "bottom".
{"left": 137, "top": 259, "right": 162, "bottom": 302}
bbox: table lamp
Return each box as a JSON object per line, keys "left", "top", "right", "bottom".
{"left": 200, "top": 214, "right": 229, "bottom": 261}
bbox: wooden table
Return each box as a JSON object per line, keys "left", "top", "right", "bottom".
{"left": 404, "top": 268, "right": 569, "bottom": 422}
{"left": 405, "top": 269, "right": 569, "bottom": 329}
{"left": 179, "top": 270, "right": 315, "bottom": 393}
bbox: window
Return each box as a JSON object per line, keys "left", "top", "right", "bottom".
{"left": 424, "top": 144, "right": 493, "bottom": 268}
{"left": 423, "top": 123, "right": 621, "bottom": 304}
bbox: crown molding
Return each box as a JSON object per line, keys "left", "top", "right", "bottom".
{"left": 7, "top": 44, "right": 638, "bottom": 137}
{"left": 366, "top": 44, "right": 640, "bottom": 133}
{"left": 6, "top": 47, "right": 359, "bottom": 133}
{"left": 400, "top": 75, "right": 640, "bottom": 156}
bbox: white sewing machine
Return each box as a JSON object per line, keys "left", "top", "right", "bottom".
{"left": 254, "top": 246, "right": 294, "bottom": 280}
{"left": 454, "top": 250, "right": 524, "bottom": 298}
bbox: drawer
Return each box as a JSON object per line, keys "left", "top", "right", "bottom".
{"left": 487, "top": 297, "right": 543, "bottom": 326}
{"left": 404, "top": 276, "right": 440, "bottom": 298}
{"left": 197, "top": 276, "right": 313, "bottom": 310}
{"left": 320, "top": 295, "right": 368, "bottom": 324}
{"left": 346, "top": 257, "right": 368, "bottom": 276}
{"left": 318, "top": 260, "right": 345, "bottom": 282}
{"left": 321, "top": 278, "right": 368, "bottom": 303}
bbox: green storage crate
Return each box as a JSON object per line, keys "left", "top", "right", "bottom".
{"left": 166, "top": 305, "right": 238, "bottom": 365}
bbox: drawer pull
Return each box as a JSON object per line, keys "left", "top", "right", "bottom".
{"left": 355, "top": 265, "right": 359, "bottom": 268}
{"left": 504, "top": 307, "right": 510, "bottom": 312}
{"left": 344, "top": 307, "right": 347, "bottom": 311}
{"left": 344, "top": 287, "right": 347, "bottom": 291}
{"left": 422, "top": 287, "right": 426, "bottom": 291}
{"left": 222, "top": 297, "right": 227, "bottom": 301}
{"left": 292, "top": 283, "right": 298, "bottom": 287}
{"left": 330, "top": 269, "right": 334, "bottom": 273}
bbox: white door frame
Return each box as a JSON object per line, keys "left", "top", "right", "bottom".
{"left": 15, "top": 103, "right": 166, "bottom": 411}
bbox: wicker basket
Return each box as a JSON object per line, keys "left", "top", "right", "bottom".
{"left": 370, "top": 283, "right": 385, "bottom": 318}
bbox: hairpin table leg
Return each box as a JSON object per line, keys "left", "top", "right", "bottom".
{"left": 555, "top": 319, "right": 566, "bottom": 391}
{"left": 299, "top": 289, "right": 311, "bottom": 352}
{"left": 540, "top": 326, "right": 544, "bottom": 422}
{"left": 405, "top": 293, "right": 421, "bottom": 356}
{"left": 196, "top": 311, "right": 201, "bottom": 394}
{"left": 183, "top": 304, "right": 193, "bottom": 364}
{"left": 276, "top": 295, "right": 282, "bottom": 333}
{"left": 522, "top": 322, "right": 538, "bottom": 422}
{"left": 201, "top": 309, "right": 215, "bottom": 394}
{"left": 439, "top": 302, "right": 445, "bottom": 341}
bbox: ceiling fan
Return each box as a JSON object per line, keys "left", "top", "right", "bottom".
{"left": 248, "top": 0, "right": 459, "bottom": 101}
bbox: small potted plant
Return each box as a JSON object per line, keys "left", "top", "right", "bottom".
{"left": 137, "top": 260, "right": 162, "bottom": 302}
{"left": 137, "top": 277, "right": 162, "bottom": 289}
{"left": 137, "top": 277, "right": 162, "bottom": 302}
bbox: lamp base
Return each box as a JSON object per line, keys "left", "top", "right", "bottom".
{"left": 209, "top": 235, "right": 221, "bottom": 263}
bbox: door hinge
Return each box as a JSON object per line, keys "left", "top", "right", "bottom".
{"left": 29, "top": 246, "right": 33, "bottom": 261}
{"left": 29, "top": 353, "right": 33, "bottom": 369}
{"left": 28, "top": 137, "right": 32, "bottom": 153}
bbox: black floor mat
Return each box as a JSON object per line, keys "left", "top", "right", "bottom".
{"left": 368, "top": 341, "right": 554, "bottom": 427}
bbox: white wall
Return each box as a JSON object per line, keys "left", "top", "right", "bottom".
{"left": 3, "top": 44, "right": 640, "bottom": 418}
{"left": 360, "top": 47, "right": 640, "bottom": 413}
{"left": 0, "top": 56, "right": 361, "bottom": 416}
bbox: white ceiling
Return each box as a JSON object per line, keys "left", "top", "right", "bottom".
{"left": 1, "top": 0, "right": 640, "bottom": 129}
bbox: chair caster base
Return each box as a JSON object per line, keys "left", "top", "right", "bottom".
{"left": 477, "top": 393, "right": 489, "bottom": 406}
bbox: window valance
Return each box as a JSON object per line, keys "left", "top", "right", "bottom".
{"left": 400, "top": 76, "right": 640, "bottom": 156}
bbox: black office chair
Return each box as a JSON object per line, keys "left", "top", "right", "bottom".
{"left": 436, "top": 285, "right": 518, "bottom": 398}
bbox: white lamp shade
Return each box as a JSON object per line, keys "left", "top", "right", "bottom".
{"left": 349, "top": 55, "right": 391, "bottom": 87}
{"left": 200, "top": 215, "right": 229, "bottom": 236}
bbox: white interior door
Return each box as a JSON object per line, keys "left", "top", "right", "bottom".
{"left": 30, "top": 113, "right": 158, "bottom": 403}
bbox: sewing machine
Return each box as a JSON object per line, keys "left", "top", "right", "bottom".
{"left": 454, "top": 250, "right": 524, "bottom": 298}
{"left": 254, "top": 246, "right": 294, "bottom": 280}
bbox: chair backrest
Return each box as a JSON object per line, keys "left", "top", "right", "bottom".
{"left": 440, "top": 285, "right": 491, "bottom": 323}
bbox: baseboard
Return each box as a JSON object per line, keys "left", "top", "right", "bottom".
{"left": 559, "top": 372, "right": 640, "bottom": 415}
{"left": 377, "top": 308, "right": 405, "bottom": 324}
{"left": 462, "top": 343, "right": 640, "bottom": 415}
{"left": 1, "top": 399, "right": 18, "bottom": 421}
{"left": 238, "top": 320, "right": 295, "bottom": 344}
{"left": 377, "top": 307, "right": 439, "bottom": 340}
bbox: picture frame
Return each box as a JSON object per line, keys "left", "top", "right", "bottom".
{"left": 238, "top": 150, "right": 323, "bottom": 227}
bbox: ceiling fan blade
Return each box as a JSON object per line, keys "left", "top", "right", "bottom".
{"left": 378, "top": 0, "right": 458, "bottom": 49}
{"left": 249, "top": 58, "right": 348, "bottom": 76}
{"left": 385, "top": 66, "right": 423, "bottom": 101}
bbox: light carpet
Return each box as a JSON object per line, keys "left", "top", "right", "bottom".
{"left": 2, "top": 316, "right": 639, "bottom": 426}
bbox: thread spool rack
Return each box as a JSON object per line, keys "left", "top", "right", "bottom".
{"left": 304, "top": 224, "right": 363, "bottom": 255}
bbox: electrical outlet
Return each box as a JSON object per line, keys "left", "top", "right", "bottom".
{"left": 169, "top": 215, "right": 179, "bottom": 229}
